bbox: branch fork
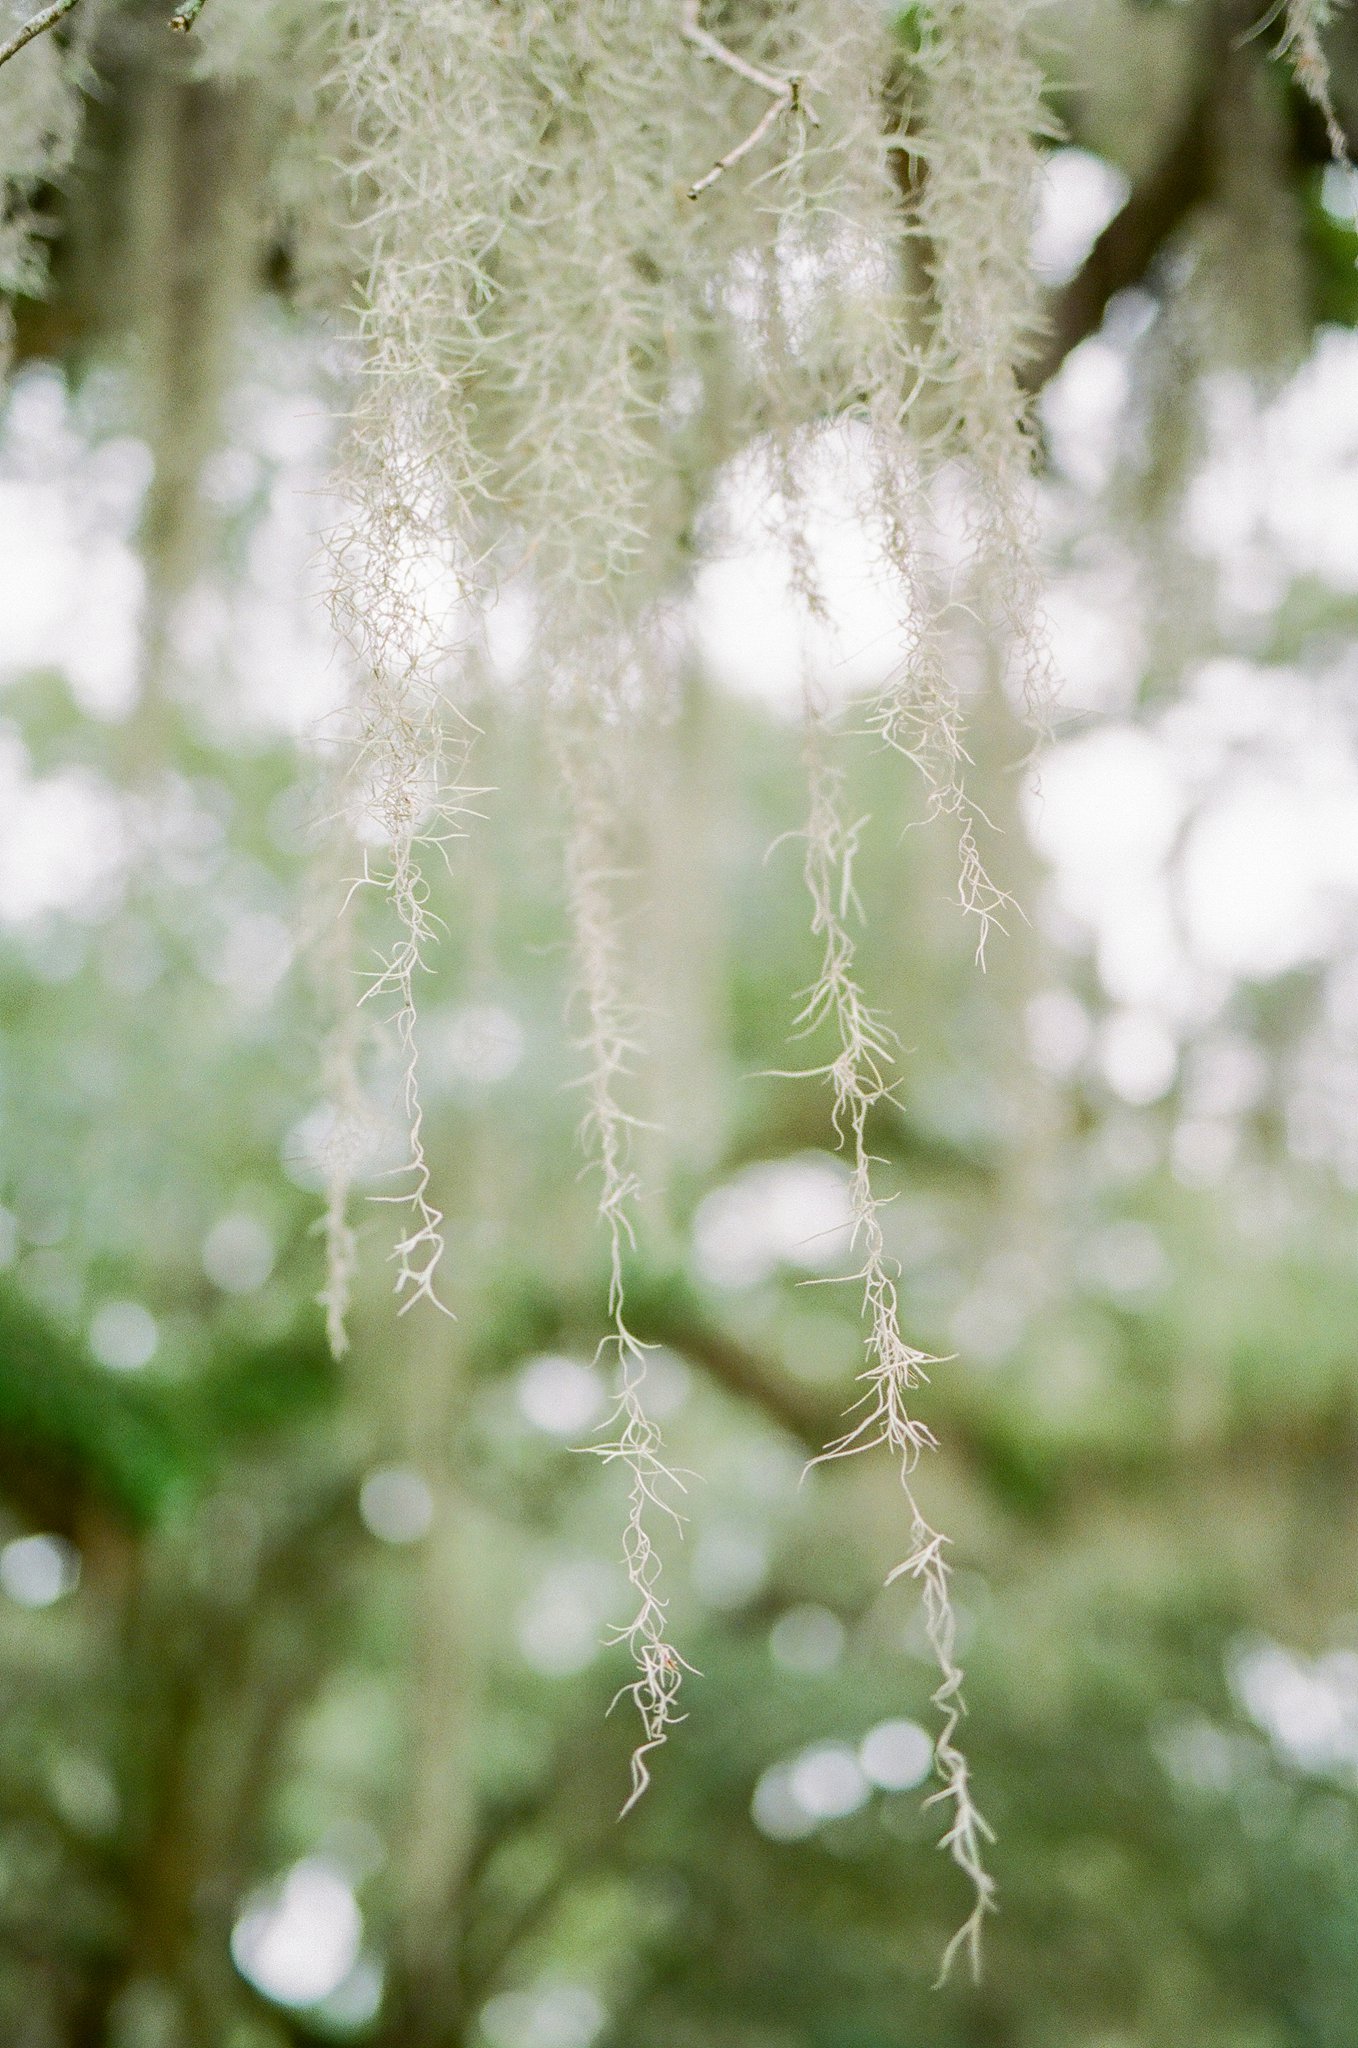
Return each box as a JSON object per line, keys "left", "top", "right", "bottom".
{"left": 681, "top": 0, "right": 817, "bottom": 198}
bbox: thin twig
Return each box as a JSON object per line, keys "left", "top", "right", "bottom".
{"left": 681, "top": 0, "right": 815, "bottom": 199}
{"left": 681, "top": 0, "right": 790, "bottom": 97}
{"left": 690, "top": 96, "right": 794, "bottom": 198}
{"left": 0, "top": 0, "right": 80, "bottom": 71}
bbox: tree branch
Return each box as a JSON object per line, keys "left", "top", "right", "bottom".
{"left": 681, "top": 0, "right": 815, "bottom": 199}
{"left": 626, "top": 1267, "right": 832, "bottom": 1450}
{"left": 0, "top": 0, "right": 80, "bottom": 71}
{"left": 1023, "top": 71, "right": 1215, "bottom": 393}
{"left": 1022, "top": 0, "right": 1358, "bottom": 393}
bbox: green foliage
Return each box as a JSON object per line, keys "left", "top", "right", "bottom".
{"left": 0, "top": 1287, "right": 181, "bottom": 1527}
{"left": 1301, "top": 168, "right": 1358, "bottom": 327}
{"left": 0, "top": 1290, "right": 335, "bottom": 1530}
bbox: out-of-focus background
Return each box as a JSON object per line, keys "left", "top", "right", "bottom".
{"left": 4, "top": 3, "right": 1358, "bottom": 2045}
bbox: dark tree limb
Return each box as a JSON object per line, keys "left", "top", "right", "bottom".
{"left": 1024, "top": 76, "right": 1215, "bottom": 394}
{"left": 624, "top": 1265, "right": 834, "bottom": 1450}
{"left": 1025, "top": 0, "right": 1358, "bottom": 395}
